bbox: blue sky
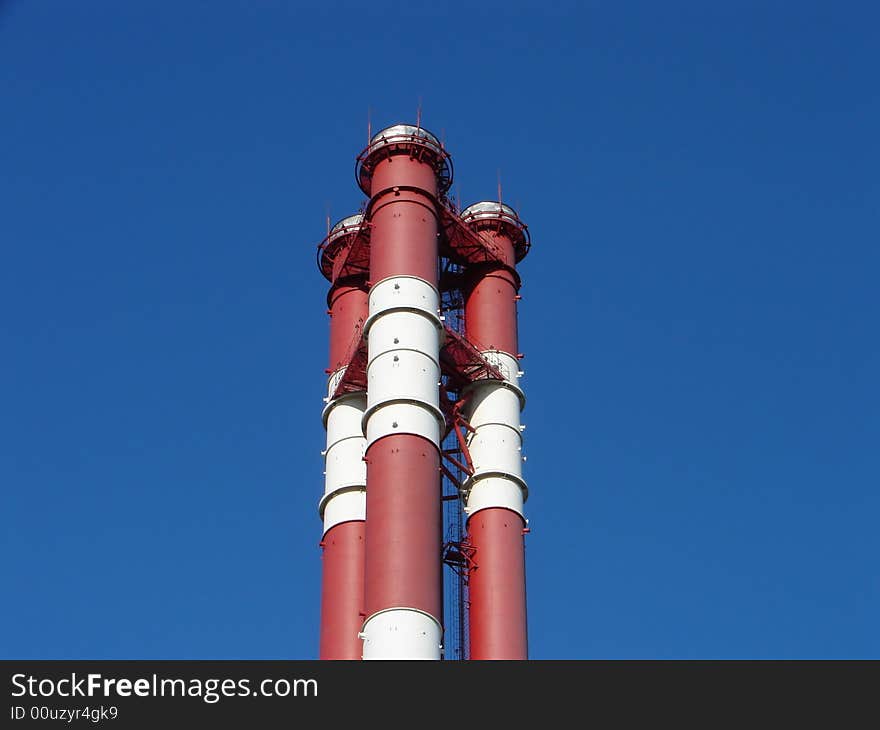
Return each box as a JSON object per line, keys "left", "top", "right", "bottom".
{"left": 2, "top": 1, "right": 877, "bottom": 659}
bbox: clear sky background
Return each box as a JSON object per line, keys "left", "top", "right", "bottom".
{"left": 2, "top": 1, "right": 877, "bottom": 659}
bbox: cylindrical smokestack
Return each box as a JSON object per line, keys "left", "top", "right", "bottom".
{"left": 318, "top": 215, "right": 369, "bottom": 659}
{"left": 460, "top": 201, "right": 530, "bottom": 660}
{"left": 357, "top": 125, "right": 451, "bottom": 659}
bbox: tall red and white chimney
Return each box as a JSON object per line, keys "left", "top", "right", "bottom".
{"left": 357, "top": 125, "right": 451, "bottom": 659}
{"left": 460, "top": 202, "right": 529, "bottom": 660}
{"left": 317, "top": 215, "right": 369, "bottom": 659}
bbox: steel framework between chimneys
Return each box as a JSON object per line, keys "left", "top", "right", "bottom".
{"left": 316, "top": 124, "right": 531, "bottom": 660}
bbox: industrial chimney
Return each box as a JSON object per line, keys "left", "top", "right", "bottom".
{"left": 316, "top": 123, "right": 531, "bottom": 660}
